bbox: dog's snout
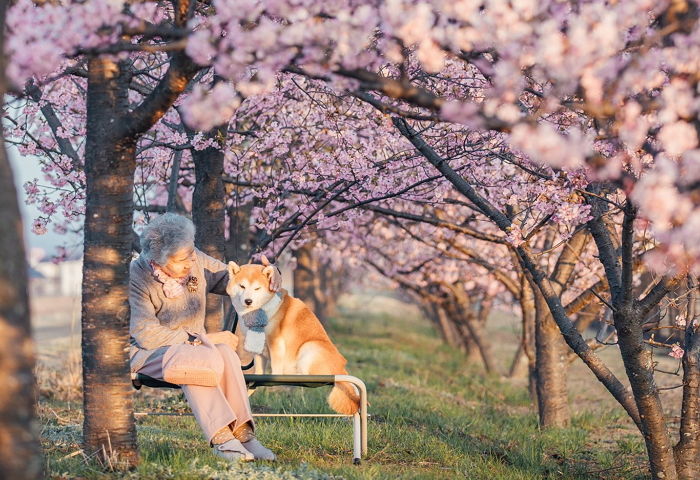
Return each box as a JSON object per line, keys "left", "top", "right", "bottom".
{"left": 244, "top": 298, "right": 252, "bottom": 306}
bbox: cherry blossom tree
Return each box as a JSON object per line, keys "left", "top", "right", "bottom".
{"left": 7, "top": 0, "right": 700, "bottom": 477}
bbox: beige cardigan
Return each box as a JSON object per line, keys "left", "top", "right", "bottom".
{"left": 129, "top": 248, "right": 229, "bottom": 372}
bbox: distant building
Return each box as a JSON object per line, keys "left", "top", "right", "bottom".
{"left": 29, "top": 248, "right": 82, "bottom": 297}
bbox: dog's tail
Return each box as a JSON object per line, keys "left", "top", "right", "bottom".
{"left": 328, "top": 381, "right": 360, "bottom": 415}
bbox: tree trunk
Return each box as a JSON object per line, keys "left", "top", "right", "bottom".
{"left": 523, "top": 280, "right": 538, "bottom": 403}
{"left": 191, "top": 127, "right": 226, "bottom": 333}
{"left": 435, "top": 304, "right": 466, "bottom": 351}
{"left": 166, "top": 150, "right": 184, "bottom": 213}
{"left": 532, "top": 230, "right": 589, "bottom": 428}
{"left": 420, "top": 302, "right": 443, "bottom": 339}
{"left": 674, "top": 278, "right": 700, "bottom": 480}
{"left": 449, "top": 286, "right": 496, "bottom": 373}
{"left": 474, "top": 297, "right": 497, "bottom": 372}
{"left": 508, "top": 341, "right": 529, "bottom": 378}
{"left": 318, "top": 261, "right": 340, "bottom": 321}
{"left": 419, "top": 300, "right": 454, "bottom": 345}
{"left": 587, "top": 198, "right": 678, "bottom": 478}
{"left": 462, "top": 314, "right": 495, "bottom": 372}
{"left": 312, "top": 269, "right": 328, "bottom": 323}
{"left": 615, "top": 307, "right": 677, "bottom": 479}
{"left": 0, "top": 5, "right": 43, "bottom": 471}
{"left": 510, "top": 276, "right": 537, "bottom": 397}
{"left": 81, "top": 57, "right": 138, "bottom": 464}
{"left": 674, "top": 341, "right": 700, "bottom": 479}
{"left": 534, "top": 289, "right": 570, "bottom": 427}
{"left": 294, "top": 242, "right": 322, "bottom": 320}
{"left": 441, "top": 297, "right": 477, "bottom": 356}
{"left": 79, "top": 2, "right": 197, "bottom": 464}
{"left": 225, "top": 194, "right": 254, "bottom": 264}
{"left": 455, "top": 323, "right": 480, "bottom": 359}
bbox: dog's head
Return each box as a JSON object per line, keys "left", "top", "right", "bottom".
{"left": 226, "top": 258, "right": 277, "bottom": 313}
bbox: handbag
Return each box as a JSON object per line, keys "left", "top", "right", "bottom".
{"left": 161, "top": 331, "right": 224, "bottom": 386}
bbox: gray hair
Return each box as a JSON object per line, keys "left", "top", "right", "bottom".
{"left": 140, "top": 213, "right": 196, "bottom": 265}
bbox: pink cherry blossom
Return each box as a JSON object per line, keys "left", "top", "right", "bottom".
{"left": 658, "top": 121, "right": 699, "bottom": 158}
{"left": 669, "top": 343, "right": 685, "bottom": 359}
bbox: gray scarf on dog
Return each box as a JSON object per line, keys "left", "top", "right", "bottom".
{"left": 241, "top": 309, "right": 268, "bottom": 354}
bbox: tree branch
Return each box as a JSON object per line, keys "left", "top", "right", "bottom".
{"left": 586, "top": 189, "right": 623, "bottom": 306}
{"left": 25, "top": 82, "right": 81, "bottom": 170}
{"left": 118, "top": 0, "right": 199, "bottom": 138}
{"left": 361, "top": 204, "right": 507, "bottom": 245}
{"left": 638, "top": 275, "right": 686, "bottom": 318}
{"left": 621, "top": 201, "right": 637, "bottom": 306}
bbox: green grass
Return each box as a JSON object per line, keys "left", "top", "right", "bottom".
{"left": 39, "top": 294, "right": 647, "bottom": 479}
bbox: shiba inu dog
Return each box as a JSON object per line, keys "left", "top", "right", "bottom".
{"left": 226, "top": 258, "right": 360, "bottom": 415}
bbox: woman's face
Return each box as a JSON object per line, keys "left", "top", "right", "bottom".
{"left": 160, "top": 246, "right": 196, "bottom": 278}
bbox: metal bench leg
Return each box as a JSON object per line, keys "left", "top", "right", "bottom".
{"left": 353, "top": 412, "right": 361, "bottom": 465}
{"left": 335, "top": 375, "right": 368, "bottom": 460}
{"left": 361, "top": 389, "right": 368, "bottom": 456}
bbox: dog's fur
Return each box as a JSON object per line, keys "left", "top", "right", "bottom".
{"left": 226, "top": 261, "right": 360, "bottom": 415}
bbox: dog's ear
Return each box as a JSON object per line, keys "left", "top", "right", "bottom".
{"left": 228, "top": 261, "right": 240, "bottom": 276}
{"left": 262, "top": 265, "right": 274, "bottom": 281}
{"left": 262, "top": 265, "right": 275, "bottom": 288}
{"left": 261, "top": 254, "right": 271, "bottom": 266}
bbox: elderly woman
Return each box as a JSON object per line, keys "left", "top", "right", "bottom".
{"left": 129, "top": 213, "right": 277, "bottom": 462}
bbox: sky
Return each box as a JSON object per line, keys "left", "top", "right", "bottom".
{"left": 8, "top": 145, "right": 82, "bottom": 258}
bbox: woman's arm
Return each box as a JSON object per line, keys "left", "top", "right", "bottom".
{"left": 130, "top": 274, "right": 189, "bottom": 350}
{"left": 200, "top": 250, "right": 230, "bottom": 295}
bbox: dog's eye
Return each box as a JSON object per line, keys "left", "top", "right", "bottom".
{"left": 254, "top": 287, "right": 261, "bottom": 291}
{"left": 239, "top": 284, "right": 245, "bottom": 289}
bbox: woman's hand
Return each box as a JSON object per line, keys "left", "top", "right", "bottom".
{"left": 207, "top": 330, "right": 239, "bottom": 351}
{"left": 261, "top": 255, "right": 282, "bottom": 292}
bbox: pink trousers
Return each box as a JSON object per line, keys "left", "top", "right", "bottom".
{"left": 137, "top": 343, "right": 254, "bottom": 443}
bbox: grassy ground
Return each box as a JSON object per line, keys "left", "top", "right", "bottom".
{"left": 39, "top": 293, "right": 648, "bottom": 479}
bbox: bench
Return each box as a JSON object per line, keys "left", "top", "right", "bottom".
{"left": 131, "top": 372, "right": 369, "bottom": 464}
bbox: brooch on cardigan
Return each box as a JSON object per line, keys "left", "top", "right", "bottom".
{"left": 186, "top": 276, "right": 198, "bottom": 293}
